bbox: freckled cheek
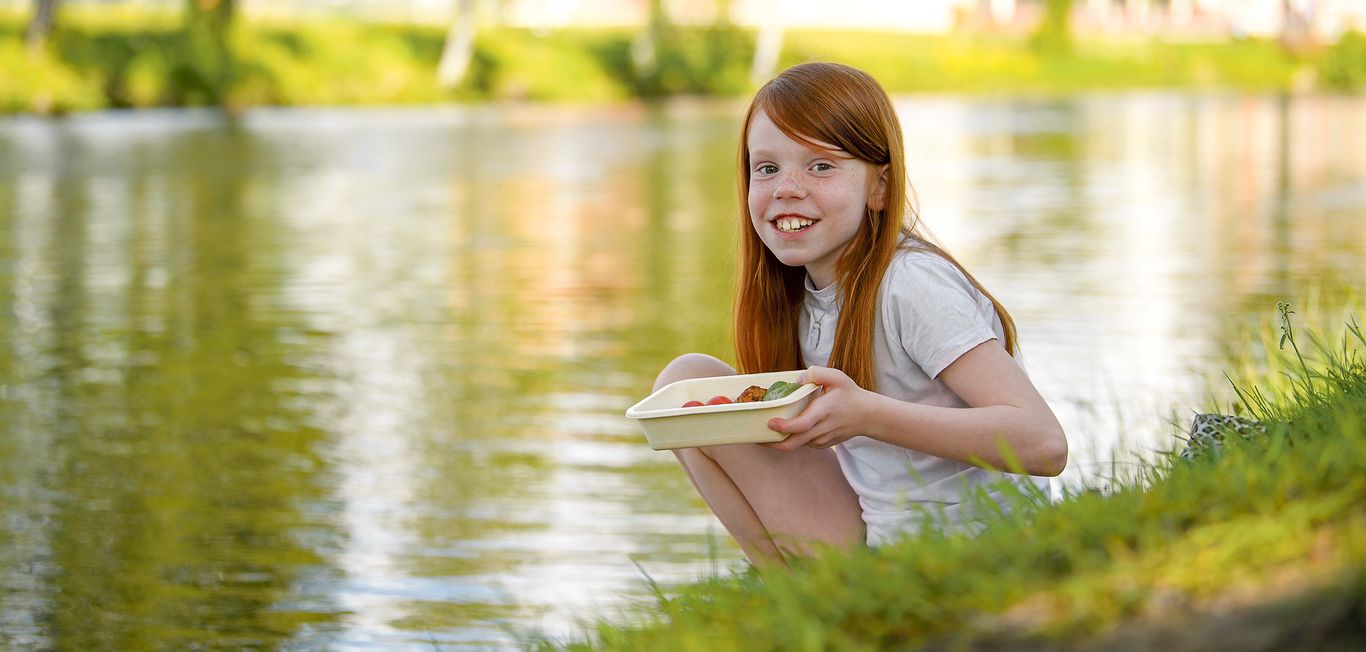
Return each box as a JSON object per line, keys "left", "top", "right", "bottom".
{"left": 820, "top": 182, "right": 865, "bottom": 212}
{"left": 747, "top": 187, "right": 767, "bottom": 219}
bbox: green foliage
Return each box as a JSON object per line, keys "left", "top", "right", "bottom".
{"left": 464, "top": 28, "right": 626, "bottom": 103}
{"left": 541, "top": 306, "right": 1366, "bottom": 650}
{"left": 1179, "top": 38, "right": 1302, "bottom": 89}
{"left": 231, "top": 22, "right": 443, "bottom": 106}
{"left": 122, "top": 47, "right": 171, "bottom": 106}
{"left": 1319, "top": 29, "right": 1366, "bottom": 91}
{"left": 0, "top": 7, "right": 1352, "bottom": 113}
{"left": 0, "top": 40, "right": 103, "bottom": 113}
{"left": 781, "top": 30, "right": 1298, "bottom": 95}
{"left": 628, "top": 24, "right": 753, "bottom": 98}
{"left": 176, "top": 0, "right": 237, "bottom": 106}
{"left": 1030, "top": 0, "right": 1075, "bottom": 58}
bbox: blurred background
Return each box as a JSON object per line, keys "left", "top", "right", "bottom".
{"left": 2, "top": 0, "right": 1365, "bottom": 649}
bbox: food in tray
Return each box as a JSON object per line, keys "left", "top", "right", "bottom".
{"left": 762, "top": 381, "right": 801, "bottom": 401}
{"left": 737, "top": 385, "right": 768, "bottom": 402}
{"left": 680, "top": 380, "right": 807, "bottom": 408}
{"left": 627, "top": 371, "right": 816, "bottom": 450}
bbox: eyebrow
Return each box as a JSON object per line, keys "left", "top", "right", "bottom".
{"left": 748, "top": 146, "right": 851, "bottom": 160}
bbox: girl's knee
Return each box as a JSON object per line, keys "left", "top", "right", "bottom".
{"left": 653, "top": 353, "right": 735, "bottom": 391}
{"left": 671, "top": 447, "right": 701, "bottom": 468}
{"left": 695, "top": 442, "right": 773, "bottom": 465}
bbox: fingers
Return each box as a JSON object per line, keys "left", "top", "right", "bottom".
{"left": 768, "top": 413, "right": 818, "bottom": 435}
{"left": 799, "top": 365, "right": 851, "bottom": 389}
{"left": 760, "top": 367, "right": 856, "bottom": 452}
{"left": 762, "top": 431, "right": 838, "bottom": 452}
{"left": 797, "top": 365, "right": 828, "bottom": 386}
{"left": 763, "top": 414, "right": 828, "bottom": 452}
{"left": 761, "top": 432, "right": 821, "bottom": 452}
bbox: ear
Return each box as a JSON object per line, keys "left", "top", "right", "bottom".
{"left": 867, "top": 165, "right": 890, "bottom": 212}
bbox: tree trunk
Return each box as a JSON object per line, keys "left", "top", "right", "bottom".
{"left": 632, "top": 0, "right": 666, "bottom": 80}
{"left": 750, "top": 23, "right": 782, "bottom": 84}
{"left": 182, "top": 0, "right": 237, "bottom": 107}
{"left": 750, "top": 0, "right": 782, "bottom": 83}
{"left": 186, "top": 0, "right": 235, "bottom": 37}
{"left": 25, "top": 0, "right": 60, "bottom": 53}
{"left": 1281, "top": 0, "right": 1314, "bottom": 50}
{"left": 438, "top": 0, "right": 478, "bottom": 89}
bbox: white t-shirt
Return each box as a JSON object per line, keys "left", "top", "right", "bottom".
{"left": 799, "top": 245, "right": 1050, "bottom": 547}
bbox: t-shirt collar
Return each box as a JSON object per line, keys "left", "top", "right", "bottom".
{"left": 804, "top": 273, "right": 840, "bottom": 308}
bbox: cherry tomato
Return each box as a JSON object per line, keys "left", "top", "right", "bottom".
{"left": 706, "top": 395, "right": 732, "bottom": 405}
{"left": 681, "top": 400, "right": 704, "bottom": 408}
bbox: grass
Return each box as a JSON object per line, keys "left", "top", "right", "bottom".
{"left": 3, "top": 7, "right": 1366, "bottom": 114}
{"left": 781, "top": 30, "right": 1305, "bottom": 95}
{"left": 530, "top": 304, "right": 1366, "bottom": 650}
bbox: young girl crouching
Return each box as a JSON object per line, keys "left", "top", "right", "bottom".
{"left": 654, "top": 62, "right": 1068, "bottom": 570}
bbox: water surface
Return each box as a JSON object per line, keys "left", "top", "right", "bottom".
{"left": 1, "top": 93, "right": 1363, "bottom": 648}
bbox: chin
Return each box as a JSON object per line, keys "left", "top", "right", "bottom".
{"left": 767, "top": 251, "right": 809, "bottom": 269}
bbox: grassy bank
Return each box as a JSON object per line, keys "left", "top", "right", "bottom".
{"left": 539, "top": 305, "right": 1366, "bottom": 650}
{"left": 3, "top": 7, "right": 1366, "bottom": 114}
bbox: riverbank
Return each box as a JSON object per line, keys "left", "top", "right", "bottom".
{"left": 4, "top": 8, "right": 1366, "bottom": 115}
{"left": 540, "top": 307, "right": 1366, "bottom": 650}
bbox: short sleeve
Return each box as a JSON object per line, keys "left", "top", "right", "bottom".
{"left": 883, "top": 253, "right": 999, "bottom": 379}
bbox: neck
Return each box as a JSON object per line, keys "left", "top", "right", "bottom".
{"left": 807, "top": 263, "right": 835, "bottom": 290}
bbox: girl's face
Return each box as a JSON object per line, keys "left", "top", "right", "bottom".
{"left": 747, "top": 110, "right": 885, "bottom": 290}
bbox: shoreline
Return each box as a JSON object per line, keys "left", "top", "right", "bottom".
{"left": 5, "top": 10, "right": 1362, "bottom": 116}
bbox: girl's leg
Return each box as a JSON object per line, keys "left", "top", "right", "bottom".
{"left": 655, "top": 354, "right": 865, "bottom": 570}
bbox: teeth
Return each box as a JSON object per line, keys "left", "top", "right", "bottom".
{"left": 776, "top": 217, "right": 814, "bottom": 232}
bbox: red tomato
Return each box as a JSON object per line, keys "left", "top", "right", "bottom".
{"left": 681, "top": 400, "right": 704, "bottom": 408}
{"left": 705, "top": 395, "right": 732, "bottom": 405}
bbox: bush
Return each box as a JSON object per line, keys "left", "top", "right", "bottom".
{"left": 0, "top": 39, "right": 103, "bottom": 113}
{"left": 122, "top": 47, "right": 171, "bottom": 106}
{"left": 236, "top": 22, "right": 442, "bottom": 106}
{"left": 1319, "top": 29, "right": 1366, "bottom": 91}
{"left": 465, "top": 29, "right": 626, "bottom": 103}
{"left": 638, "top": 25, "right": 753, "bottom": 98}
{"left": 1031, "top": 0, "right": 1075, "bottom": 57}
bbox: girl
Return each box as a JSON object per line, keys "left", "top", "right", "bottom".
{"left": 653, "top": 62, "right": 1068, "bottom": 570}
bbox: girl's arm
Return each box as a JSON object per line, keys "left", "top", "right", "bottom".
{"left": 763, "top": 340, "right": 1068, "bottom": 477}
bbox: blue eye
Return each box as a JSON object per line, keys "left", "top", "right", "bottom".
{"left": 812, "top": 162, "right": 833, "bottom": 172}
{"left": 755, "top": 164, "right": 778, "bottom": 175}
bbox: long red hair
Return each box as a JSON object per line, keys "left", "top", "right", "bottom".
{"left": 734, "top": 62, "right": 1017, "bottom": 389}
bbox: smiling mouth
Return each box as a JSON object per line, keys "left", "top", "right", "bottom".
{"left": 773, "top": 215, "right": 817, "bottom": 233}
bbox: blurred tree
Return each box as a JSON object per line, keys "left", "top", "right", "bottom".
{"left": 179, "top": 0, "right": 237, "bottom": 107}
{"left": 1031, "top": 0, "right": 1074, "bottom": 57}
{"left": 25, "top": 0, "right": 60, "bottom": 53}
{"left": 628, "top": 0, "right": 751, "bottom": 98}
{"left": 1318, "top": 28, "right": 1366, "bottom": 90}
{"left": 750, "top": 0, "right": 782, "bottom": 83}
{"left": 1281, "top": 0, "right": 1315, "bottom": 51}
{"left": 438, "top": 0, "right": 477, "bottom": 89}
{"left": 631, "top": 0, "right": 665, "bottom": 82}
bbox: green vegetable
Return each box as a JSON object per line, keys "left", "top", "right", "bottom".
{"left": 763, "top": 381, "right": 802, "bottom": 401}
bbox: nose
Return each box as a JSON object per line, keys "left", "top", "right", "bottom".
{"left": 772, "top": 170, "right": 806, "bottom": 199}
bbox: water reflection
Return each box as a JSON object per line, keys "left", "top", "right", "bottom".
{"left": 2, "top": 118, "right": 336, "bottom": 648}
{"left": 898, "top": 93, "right": 1365, "bottom": 478}
{"left": 0, "top": 94, "right": 1362, "bottom": 648}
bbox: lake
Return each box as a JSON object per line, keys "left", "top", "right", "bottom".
{"left": 1, "top": 92, "right": 1363, "bottom": 649}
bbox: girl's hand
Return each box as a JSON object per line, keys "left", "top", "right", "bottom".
{"left": 762, "top": 366, "right": 873, "bottom": 452}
